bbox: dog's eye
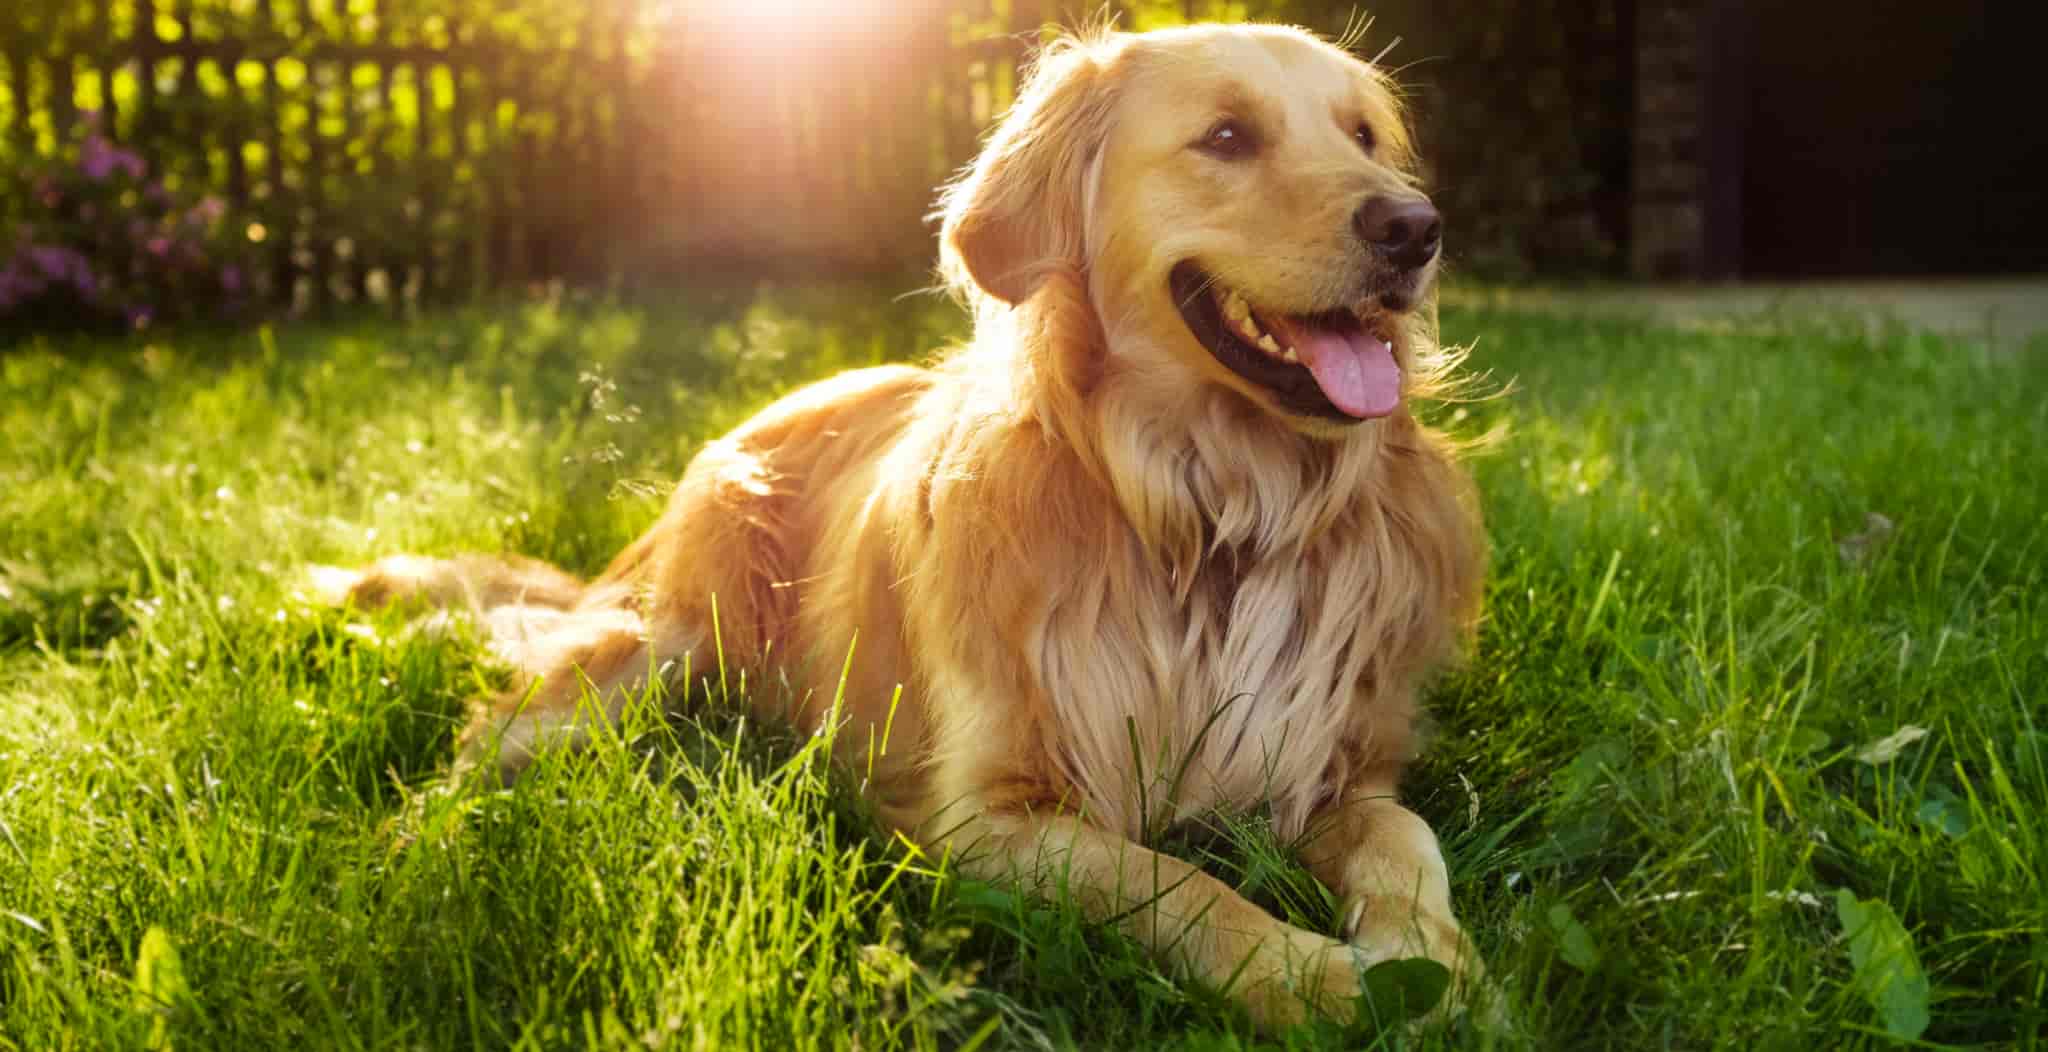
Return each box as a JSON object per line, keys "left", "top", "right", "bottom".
{"left": 1354, "top": 123, "right": 1377, "bottom": 153}
{"left": 1198, "top": 119, "right": 1255, "bottom": 159}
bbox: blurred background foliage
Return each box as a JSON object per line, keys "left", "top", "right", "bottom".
{"left": 2, "top": 0, "right": 1632, "bottom": 328}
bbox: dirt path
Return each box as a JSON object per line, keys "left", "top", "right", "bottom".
{"left": 1453, "top": 278, "right": 2048, "bottom": 353}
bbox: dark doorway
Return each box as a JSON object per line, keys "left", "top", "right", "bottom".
{"left": 1736, "top": 1, "right": 2048, "bottom": 277}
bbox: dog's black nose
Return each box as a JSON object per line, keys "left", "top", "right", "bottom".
{"left": 1354, "top": 196, "right": 1442, "bottom": 270}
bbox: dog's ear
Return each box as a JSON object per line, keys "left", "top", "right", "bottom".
{"left": 939, "top": 38, "right": 1120, "bottom": 306}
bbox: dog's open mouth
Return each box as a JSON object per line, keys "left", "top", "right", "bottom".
{"left": 1170, "top": 262, "right": 1402, "bottom": 421}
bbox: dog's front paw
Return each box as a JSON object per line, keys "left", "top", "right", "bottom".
{"left": 1235, "top": 928, "right": 1371, "bottom": 1030}
{"left": 1342, "top": 900, "right": 1502, "bottom": 1028}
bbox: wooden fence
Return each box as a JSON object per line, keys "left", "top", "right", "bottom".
{"left": 5, "top": 0, "right": 1654, "bottom": 315}
{"left": 1, "top": 0, "right": 1043, "bottom": 309}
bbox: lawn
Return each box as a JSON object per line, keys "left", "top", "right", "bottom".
{"left": 1, "top": 284, "right": 2042, "bottom": 1050}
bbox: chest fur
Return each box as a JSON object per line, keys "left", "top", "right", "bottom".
{"left": 1032, "top": 518, "right": 1433, "bottom": 841}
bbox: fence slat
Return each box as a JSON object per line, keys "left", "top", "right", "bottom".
{"left": 133, "top": 0, "right": 159, "bottom": 151}
{"left": 51, "top": 29, "right": 77, "bottom": 134}
{"left": 2, "top": 45, "right": 27, "bottom": 159}
{"left": 95, "top": 0, "right": 121, "bottom": 140}
{"left": 405, "top": 59, "right": 427, "bottom": 299}
{"left": 337, "top": 55, "right": 362, "bottom": 302}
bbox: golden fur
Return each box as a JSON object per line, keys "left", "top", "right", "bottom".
{"left": 328, "top": 23, "right": 1489, "bottom": 1027}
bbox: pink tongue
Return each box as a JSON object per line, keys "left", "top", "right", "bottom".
{"left": 1271, "top": 320, "right": 1402, "bottom": 418}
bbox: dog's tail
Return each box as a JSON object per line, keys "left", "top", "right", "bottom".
{"left": 308, "top": 552, "right": 587, "bottom": 615}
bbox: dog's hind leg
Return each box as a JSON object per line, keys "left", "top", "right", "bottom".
{"left": 308, "top": 552, "right": 616, "bottom": 780}
{"left": 311, "top": 552, "right": 585, "bottom": 615}
{"left": 454, "top": 603, "right": 707, "bottom": 784}
{"left": 458, "top": 440, "right": 799, "bottom": 784}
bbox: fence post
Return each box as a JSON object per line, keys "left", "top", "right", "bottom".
{"left": 50, "top": 13, "right": 77, "bottom": 135}
{"left": 222, "top": 42, "right": 249, "bottom": 235}
{"left": 1, "top": 44, "right": 27, "bottom": 159}
{"left": 96, "top": 0, "right": 121, "bottom": 142}
{"left": 133, "top": 0, "right": 159, "bottom": 151}
{"left": 406, "top": 56, "right": 428, "bottom": 303}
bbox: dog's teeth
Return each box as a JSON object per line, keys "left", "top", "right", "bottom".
{"left": 1218, "top": 288, "right": 1289, "bottom": 352}
{"left": 1280, "top": 346, "right": 1299, "bottom": 363}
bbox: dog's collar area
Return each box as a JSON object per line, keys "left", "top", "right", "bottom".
{"left": 1169, "top": 263, "right": 1402, "bottom": 422}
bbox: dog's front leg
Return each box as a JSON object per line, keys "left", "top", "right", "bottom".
{"left": 1298, "top": 782, "right": 1488, "bottom": 1017}
{"left": 945, "top": 811, "right": 1366, "bottom": 1029}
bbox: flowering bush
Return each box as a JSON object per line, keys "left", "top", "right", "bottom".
{"left": 0, "top": 112, "right": 261, "bottom": 330}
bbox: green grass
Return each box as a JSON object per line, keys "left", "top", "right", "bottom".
{"left": 1, "top": 284, "right": 2043, "bottom": 1050}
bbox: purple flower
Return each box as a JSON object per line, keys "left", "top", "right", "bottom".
{"left": 145, "top": 237, "right": 171, "bottom": 259}
{"left": 125, "top": 305, "right": 154, "bottom": 330}
{"left": 21, "top": 245, "right": 98, "bottom": 300}
{"left": 220, "top": 265, "right": 243, "bottom": 294}
{"left": 28, "top": 244, "right": 85, "bottom": 279}
{"left": 187, "top": 196, "right": 227, "bottom": 227}
{"left": 0, "top": 261, "right": 45, "bottom": 310}
{"left": 79, "top": 136, "right": 115, "bottom": 180}
{"left": 2, "top": 248, "right": 102, "bottom": 309}
{"left": 79, "top": 134, "right": 146, "bottom": 181}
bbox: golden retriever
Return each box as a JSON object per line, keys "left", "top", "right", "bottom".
{"left": 327, "top": 22, "right": 1488, "bottom": 1029}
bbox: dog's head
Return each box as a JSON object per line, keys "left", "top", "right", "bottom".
{"left": 941, "top": 24, "right": 1442, "bottom": 434}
